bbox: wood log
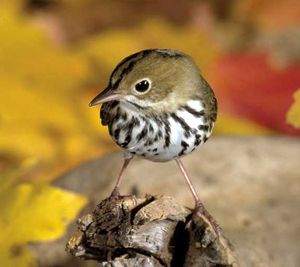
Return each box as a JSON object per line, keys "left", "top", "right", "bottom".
{"left": 66, "top": 195, "right": 239, "bottom": 266}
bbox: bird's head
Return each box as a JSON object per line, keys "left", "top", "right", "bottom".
{"left": 89, "top": 49, "right": 209, "bottom": 112}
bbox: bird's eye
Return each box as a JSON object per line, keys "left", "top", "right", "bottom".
{"left": 134, "top": 79, "right": 151, "bottom": 94}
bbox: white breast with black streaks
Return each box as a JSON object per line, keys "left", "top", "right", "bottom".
{"left": 108, "top": 100, "right": 214, "bottom": 162}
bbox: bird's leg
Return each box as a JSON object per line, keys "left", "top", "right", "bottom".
{"left": 175, "top": 159, "right": 221, "bottom": 233}
{"left": 110, "top": 157, "right": 132, "bottom": 197}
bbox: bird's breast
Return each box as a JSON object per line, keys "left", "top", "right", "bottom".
{"left": 107, "top": 100, "right": 214, "bottom": 162}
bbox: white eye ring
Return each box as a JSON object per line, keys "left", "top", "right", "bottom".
{"left": 133, "top": 78, "right": 152, "bottom": 95}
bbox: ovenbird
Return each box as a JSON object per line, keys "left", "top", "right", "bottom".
{"left": 90, "top": 49, "right": 219, "bottom": 230}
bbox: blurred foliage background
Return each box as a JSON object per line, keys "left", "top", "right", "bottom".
{"left": 0, "top": 0, "right": 299, "bottom": 266}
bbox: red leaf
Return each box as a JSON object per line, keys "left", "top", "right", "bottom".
{"left": 209, "top": 53, "right": 300, "bottom": 135}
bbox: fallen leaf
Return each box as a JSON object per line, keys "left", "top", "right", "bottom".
{"left": 209, "top": 52, "right": 300, "bottom": 135}
{"left": 79, "top": 18, "right": 221, "bottom": 81}
{"left": 0, "top": 7, "right": 113, "bottom": 181}
{"left": 0, "top": 162, "right": 87, "bottom": 267}
{"left": 286, "top": 89, "right": 300, "bottom": 128}
{"left": 214, "top": 113, "right": 272, "bottom": 135}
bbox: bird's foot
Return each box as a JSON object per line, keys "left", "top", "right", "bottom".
{"left": 194, "top": 201, "right": 222, "bottom": 235}
{"left": 110, "top": 188, "right": 121, "bottom": 198}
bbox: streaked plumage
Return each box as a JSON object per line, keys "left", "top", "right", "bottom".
{"left": 102, "top": 99, "right": 215, "bottom": 162}
{"left": 99, "top": 49, "right": 217, "bottom": 161}
{"left": 90, "top": 49, "right": 220, "bottom": 232}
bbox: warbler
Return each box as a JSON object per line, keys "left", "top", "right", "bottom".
{"left": 90, "top": 49, "right": 219, "bottom": 230}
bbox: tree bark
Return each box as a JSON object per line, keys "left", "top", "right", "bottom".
{"left": 66, "top": 195, "right": 239, "bottom": 266}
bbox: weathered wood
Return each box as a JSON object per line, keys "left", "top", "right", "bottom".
{"left": 66, "top": 195, "right": 239, "bottom": 266}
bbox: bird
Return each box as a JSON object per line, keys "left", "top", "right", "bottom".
{"left": 89, "top": 49, "right": 219, "bottom": 231}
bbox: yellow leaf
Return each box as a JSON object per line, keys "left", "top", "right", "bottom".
{"left": 80, "top": 18, "right": 220, "bottom": 80}
{"left": 0, "top": 165, "right": 87, "bottom": 267}
{"left": 0, "top": 7, "right": 113, "bottom": 180}
{"left": 214, "top": 113, "right": 273, "bottom": 135}
{"left": 286, "top": 89, "right": 300, "bottom": 128}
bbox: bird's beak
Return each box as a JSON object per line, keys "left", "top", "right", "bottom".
{"left": 89, "top": 87, "right": 124, "bottom": 107}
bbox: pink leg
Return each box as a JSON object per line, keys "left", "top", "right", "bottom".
{"left": 176, "top": 159, "right": 201, "bottom": 204}
{"left": 176, "top": 159, "right": 221, "bottom": 233}
{"left": 110, "top": 157, "right": 132, "bottom": 197}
